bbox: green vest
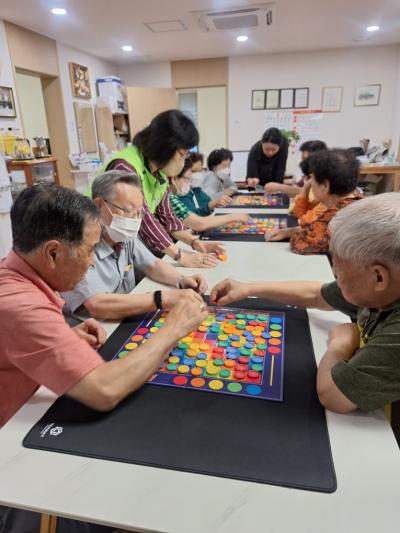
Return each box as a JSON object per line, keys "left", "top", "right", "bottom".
{"left": 86, "top": 145, "right": 168, "bottom": 214}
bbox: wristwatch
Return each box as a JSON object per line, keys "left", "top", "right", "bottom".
{"left": 153, "top": 290, "right": 163, "bottom": 309}
{"left": 173, "top": 248, "right": 182, "bottom": 261}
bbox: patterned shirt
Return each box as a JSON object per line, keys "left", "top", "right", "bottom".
{"left": 107, "top": 159, "right": 185, "bottom": 253}
{"left": 169, "top": 193, "right": 191, "bottom": 221}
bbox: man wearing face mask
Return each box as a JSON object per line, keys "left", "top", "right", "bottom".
{"left": 202, "top": 148, "right": 238, "bottom": 201}
{"left": 92, "top": 110, "right": 223, "bottom": 269}
{"left": 62, "top": 171, "right": 208, "bottom": 321}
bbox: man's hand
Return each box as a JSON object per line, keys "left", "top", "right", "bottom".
{"left": 162, "top": 288, "right": 204, "bottom": 309}
{"left": 247, "top": 178, "right": 259, "bottom": 188}
{"left": 165, "top": 298, "right": 208, "bottom": 339}
{"left": 181, "top": 274, "right": 208, "bottom": 294}
{"left": 73, "top": 318, "right": 107, "bottom": 350}
{"left": 264, "top": 182, "right": 282, "bottom": 194}
{"left": 210, "top": 278, "right": 250, "bottom": 306}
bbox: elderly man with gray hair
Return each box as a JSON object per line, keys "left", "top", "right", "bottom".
{"left": 62, "top": 170, "right": 208, "bottom": 320}
{"left": 210, "top": 193, "right": 400, "bottom": 443}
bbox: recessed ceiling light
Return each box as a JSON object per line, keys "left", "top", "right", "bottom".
{"left": 367, "top": 25, "right": 380, "bottom": 32}
{"left": 51, "top": 7, "right": 67, "bottom": 15}
{"left": 237, "top": 35, "right": 248, "bottom": 42}
{"left": 121, "top": 45, "right": 133, "bottom": 52}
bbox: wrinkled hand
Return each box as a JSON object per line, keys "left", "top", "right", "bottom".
{"left": 264, "top": 228, "right": 291, "bottom": 242}
{"left": 165, "top": 298, "right": 209, "bottom": 339}
{"left": 217, "top": 194, "right": 233, "bottom": 207}
{"left": 179, "top": 251, "right": 218, "bottom": 269}
{"left": 194, "top": 239, "right": 226, "bottom": 257}
{"left": 247, "top": 178, "right": 259, "bottom": 188}
{"left": 162, "top": 288, "right": 204, "bottom": 309}
{"left": 237, "top": 213, "right": 250, "bottom": 224}
{"left": 209, "top": 278, "right": 249, "bottom": 306}
{"left": 327, "top": 323, "right": 360, "bottom": 358}
{"left": 73, "top": 318, "right": 107, "bottom": 350}
{"left": 181, "top": 274, "right": 208, "bottom": 294}
{"left": 264, "top": 182, "right": 282, "bottom": 194}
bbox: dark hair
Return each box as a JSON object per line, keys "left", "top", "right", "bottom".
{"left": 207, "top": 148, "right": 233, "bottom": 171}
{"left": 178, "top": 158, "right": 193, "bottom": 178}
{"left": 308, "top": 149, "right": 360, "bottom": 196}
{"left": 300, "top": 140, "right": 328, "bottom": 153}
{"left": 299, "top": 157, "right": 311, "bottom": 177}
{"left": 132, "top": 110, "right": 199, "bottom": 168}
{"left": 11, "top": 183, "right": 99, "bottom": 254}
{"left": 92, "top": 170, "right": 141, "bottom": 201}
{"left": 261, "top": 127, "right": 283, "bottom": 145}
{"left": 187, "top": 152, "right": 204, "bottom": 166}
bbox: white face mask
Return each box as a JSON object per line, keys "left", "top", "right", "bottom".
{"left": 106, "top": 214, "right": 142, "bottom": 243}
{"left": 191, "top": 171, "right": 204, "bottom": 187}
{"left": 216, "top": 167, "right": 230, "bottom": 180}
{"left": 177, "top": 182, "right": 191, "bottom": 196}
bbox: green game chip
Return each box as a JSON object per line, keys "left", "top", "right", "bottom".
{"left": 219, "top": 369, "right": 231, "bottom": 378}
{"left": 119, "top": 351, "right": 129, "bottom": 358}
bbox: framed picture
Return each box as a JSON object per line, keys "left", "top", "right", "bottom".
{"left": 69, "top": 62, "right": 92, "bottom": 99}
{"left": 265, "top": 89, "right": 280, "bottom": 109}
{"left": 0, "top": 86, "right": 16, "bottom": 118}
{"left": 251, "top": 90, "right": 266, "bottom": 110}
{"left": 280, "top": 88, "right": 294, "bottom": 109}
{"left": 322, "top": 86, "right": 343, "bottom": 112}
{"left": 354, "top": 84, "right": 381, "bottom": 107}
{"left": 294, "top": 88, "right": 309, "bottom": 109}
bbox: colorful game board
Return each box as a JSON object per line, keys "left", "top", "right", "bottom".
{"left": 201, "top": 213, "right": 297, "bottom": 242}
{"left": 229, "top": 193, "right": 289, "bottom": 209}
{"left": 114, "top": 306, "right": 285, "bottom": 401}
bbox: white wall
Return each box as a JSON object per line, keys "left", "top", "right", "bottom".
{"left": 229, "top": 45, "right": 400, "bottom": 174}
{"left": 56, "top": 43, "right": 118, "bottom": 154}
{"left": 15, "top": 72, "right": 49, "bottom": 146}
{"left": 0, "top": 20, "right": 21, "bottom": 133}
{"left": 117, "top": 61, "right": 171, "bottom": 88}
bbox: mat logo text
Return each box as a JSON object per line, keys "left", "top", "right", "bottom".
{"left": 40, "top": 423, "right": 64, "bottom": 438}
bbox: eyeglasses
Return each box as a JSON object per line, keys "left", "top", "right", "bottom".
{"left": 177, "top": 148, "right": 190, "bottom": 159}
{"left": 104, "top": 200, "right": 144, "bottom": 218}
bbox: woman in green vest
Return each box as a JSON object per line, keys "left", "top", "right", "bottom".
{"left": 99, "top": 110, "right": 223, "bottom": 268}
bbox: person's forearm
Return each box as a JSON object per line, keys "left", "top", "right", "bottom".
{"left": 277, "top": 184, "right": 301, "bottom": 196}
{"left": 172, "top": 230, "right": 195, "bottom": 246}
{"left": 84, "top": 292, "right": 156, "bottom": 320}
{"left": 163, "top": 243, "right": 181, "bottom": 259}
{"left": 68, "top": 324, "right": 178, "bottom": 411}
{"left": 316, "top": 343, "right": 357, "bottom": 413}
{"left": 143, "top": 259, "right": 180, "bottom": 287}
{"left": 200, "top": 213, "right": 245, "bottom": 231}
{"left": 239, "top": 280, "right": 332, "bottom": 309}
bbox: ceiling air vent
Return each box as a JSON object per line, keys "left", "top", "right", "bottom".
{"left": 192, "top": 3, "right": 275, "bottom": 32}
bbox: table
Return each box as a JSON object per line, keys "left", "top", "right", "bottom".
{"left": 359, "top": 164, "right": 400, "bottom": 192}
{"left": 6, "top": 157, "right": 60, "bottom": 188}
{"left": 1, "top": 243, "right": 400, "bottom": 533}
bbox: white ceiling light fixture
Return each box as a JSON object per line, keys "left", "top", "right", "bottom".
{"left": 51, "top": 7, "right": 67, "bottom": 15}
{"left": 237, "top": 35, "right": 248, "bottom": 42}
{"left": 121, "top": 45, "right": 133, "bottom": 52}
{"left": 367, "top": 25, "right": 380, "bottom": 32}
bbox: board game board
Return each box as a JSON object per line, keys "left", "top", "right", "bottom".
{"left": 229, "top": 192, "right": 289, "bottom": 209}
{"left": 201, "top": 213, "right": 297, "bottom": 242}
{"left": 114, "top": 306, "right": 285, "bottom": 401}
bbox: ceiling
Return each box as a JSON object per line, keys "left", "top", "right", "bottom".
{"left": 0, "top": 0, "right": 399, "bottom": 65}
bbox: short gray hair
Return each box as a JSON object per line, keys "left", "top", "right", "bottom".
{"left": 92, "top": 170, "right": 142, "bottom": 201}
{"left": 329, "top": 192, "right": 400, "bottom": 270}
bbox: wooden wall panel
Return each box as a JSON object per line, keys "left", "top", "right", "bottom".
{"left": 127, "top": 87, "right": 177, "bottom": 137}
{"left": 171, "top": 58, "right": 228, "bottom": 89}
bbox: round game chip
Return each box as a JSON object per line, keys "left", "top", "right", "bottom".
{"left": 137, "top": 328, "right": 149, "bottom": 335}
{"left": 235, "top": 363, "right": 247, "bottom": 372}
{"left": 196, "top": 360, "right": 207, "bottom": 368}
{"left": 173, "top": 376, "right": 188, "bottom": 386}
{"left": 240, "top": 348, "right": 251, "bottom": 356}
{"left": 270, "top": 317, "right": 282, "bottom": 324}
{"left": 118, "top": 351, "right": 129, "bottom": 358}
{"left": 214, "top": 358, "right": 224, "bottom": 366}
{"left": 229, "top": 334, "right": 240, "bottom": 341}
{"left": 226, "top": 352, "right": 239, "bottom": 360}
{"left": 191, "top": 367, "right": 203, "bottom": 376}
{"left": 178, "top": 365, "right": 190, "bottom": 374}
{"left": 238, "top": 356, "right": 249, "bottom": 364}
{"left": 219, "top": 369, "right": 231, "bottom": 378}
{"left": 270, "top": 324, "right": 282, "bottom": 331}
{"left": 183, "top": 358, "right": 195, "bottom": 366}
{"left": 247, "top": 370, "right": 260, "bottom": 379}
{"left": 269, "top": 338, "right": 281, "bottom": 346}
{"left": 226, "top": 314, "right": 235, "bottom": 319}
{"left": 208, "top": 379, "right": 224, "bottom": 390}
{"left": 206, "top": 365, "right": 219, "bottom": 375}
{"left": 261, "top": 332, "right": 271, "bottom": 339}
{"left": 169, "top": 356, "right": 180, "bottom": 364}
{"left": 171, "top": 349, "right": 182, "bottom": 357}
{"left": 227, "top": 382, "right": 243, "bottom": 393}
{"left": 268, "top": 347, "right": 281, "bottom": 354}
{"left": 197, "top": 352, "right": 208, "bottom": 360}
{"left": 250, "top": 363, "right": 263, "bottom": 372}
{"left": 245, "top": 384, "right": 262, "bottom": 395}
{"left": 224, "top": 360, "right": 236, "bottom": 368}
{"left": 234, "top": 371, "right": 245, "bottom": 380}
{"left": 270, "top": 331, "right": 282, "bottom": 338}
{"left": 125, "top": 342, "right": 138, "bottom": 350}
{"left": 191, "top": 377, "right": 206, "bottom": 388}
{"left": 131, "top": 335, "right": 143, "bottom": 342}
{"left": 167, "top": 363, "right": 178, "bottom": 371}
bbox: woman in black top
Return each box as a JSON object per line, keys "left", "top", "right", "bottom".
{"left": 246, "top": 127, "right": 289, "bottom": 188}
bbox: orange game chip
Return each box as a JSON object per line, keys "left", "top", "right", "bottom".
{"left": 131, "top": 335, "right": 143, "bottom": 342}
{"left": 191, "top": 377, "right": 206, "bottom": 387}
{"left": 186, "top": 350, "right": 197, "bottom": 357}
{"left": 224, "top": 360, "right": 236, "bottom": 368}
{"left": 198, "top": 326, "right": 207, "bottom": 332}
{"left": 191, "top": 367, "right": 203, "bottom": 376}
{"left": 269, "top": 338, "right": 281, "bottom": 345}
{"left": 231, "top": 341, "right": 241, "bottom": 348}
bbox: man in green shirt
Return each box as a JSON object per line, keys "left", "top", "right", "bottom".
{"left": 210, "top": 192, "right": 400, "bottom": 443}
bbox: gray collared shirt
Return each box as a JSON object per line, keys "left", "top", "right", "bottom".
{"left": 202, "top": 170, "right": 237, "bottom": 200}
{"left": 62, "top": 237, "right": 156, "bottom": 313}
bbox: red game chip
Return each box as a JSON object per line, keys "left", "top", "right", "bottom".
{"left": 226, "top": 314, "right": 235, "bottom": 319}
{"left": 247, "top": 370, "right": 260, "bottom": 380}
{"left": 268, "top": 347, "right": 281, "bottom": 354}
{"left": 238, "top": 356, "right": 249, "bottom": 364}
{"left": 137, "top": 328, "right": 148, "bottom": 335}
{"left": 235, "top": 363, "right": 247, "bottom": 372}
{"left": 173, "top": 376, "right": 188, "bottom": 386}
{"left": 254, "top": 350, "right": 265, "bottom": 357}
{"left": 234, "top": 371, "right": 246, "bottom": 380}
{"left": 213, "top": 347, "right": 224, "bottom": 354}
